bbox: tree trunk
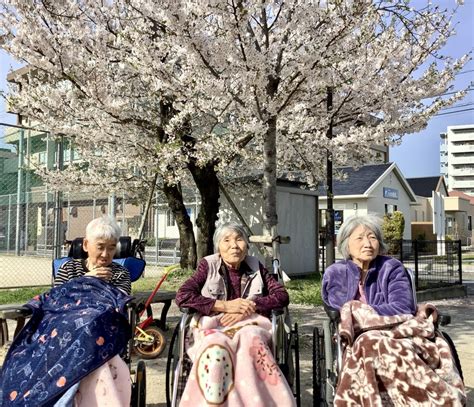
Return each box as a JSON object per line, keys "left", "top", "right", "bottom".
{"left": 325, "top": 87, "right": 336, "bottom": 267}
{"left": 262, "top": 116, "right": 278, "bottom": 266}
{"left": 189, "top": 161, "right": 220, "bottom": 259}
{"left": 162, "top": 182, "right": 197, "bottom": 269}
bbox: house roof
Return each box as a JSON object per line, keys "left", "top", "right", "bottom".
{"left": 449, "top": 190, "right": 474, "bottom": 205}
{"left": 317, "top": 162, "right": 417, "bottom": 202}
{"left": 406, "top": 176, "right": 445, "bottom": 197}
{"left": 330, "top": 163, "right": 392, "bottom": 195}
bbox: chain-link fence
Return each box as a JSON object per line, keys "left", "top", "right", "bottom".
{"left": 1, "top": 124, "right": 183, "bottom": 289}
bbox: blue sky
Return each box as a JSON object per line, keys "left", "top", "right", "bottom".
{"left": 389, "top": 0, "right": 474, "bottom": 178}
{"left": 1, "top": 0, "right": 473, "bottom": 178}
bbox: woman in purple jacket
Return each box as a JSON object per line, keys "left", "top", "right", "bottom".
{"left": 322, "top": 214, "right": 416, "bottom": 316}
{"left": 175, "top": 222, "right": 295, "bottom": 406}
{"left": 321, "top": 216, "right": 466, "bottom": 405}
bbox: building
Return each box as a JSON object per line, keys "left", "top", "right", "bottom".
{"left": 318, "top": 162, "right": 418, "bottom": 240}
{"left": 440, "top": 124, "right": 474, "bottom": 196}
{"left": 406, "top": 176, "right": 448, "bottom": 241}
{"left": 218, "top": 177, "right": 319, "bottom": 276}
{"left": 445, "top": 190, "right": 474, "bottom": 246}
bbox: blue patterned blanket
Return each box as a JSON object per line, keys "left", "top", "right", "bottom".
{"left": 0, "top": 277, "right": 132, "bottom": 406}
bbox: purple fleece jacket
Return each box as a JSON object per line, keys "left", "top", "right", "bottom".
{"left": 322, "top": 255, "right": 416, "bottom": 316}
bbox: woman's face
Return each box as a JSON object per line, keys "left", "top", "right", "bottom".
{"left": 218, "top": 230, "right": 247, "bottom": 269}
{"left": 347, "top": 225, "right": 379, "bottom": 270}
{"left": 83, "top": 237, "right": 117, "bottom": 268}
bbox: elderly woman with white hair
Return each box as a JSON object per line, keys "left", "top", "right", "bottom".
{"left": 1, "top": 216, "right": 134, "bottom": 406}
{"left": 321, "top": 214, "right": 465, "bottom": 405}
{"left": 175, "top": 222, "right": 295, "bottom": 406}
{"left": 322, "top": 213, "right": 416, "bottom": 316}
{"left": 54, "top": 216, "right": 131, "bottom": 295}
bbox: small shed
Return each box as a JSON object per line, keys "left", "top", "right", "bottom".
{"left": 219, "top": 177, "right": 319, "bottom": 276}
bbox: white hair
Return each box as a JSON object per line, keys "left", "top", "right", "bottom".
{"left": 337, "top": 214, "right": 387, "bottom": 259}
{"left": 213, "top": 222, "right": 249, "bottom": 253}
{"left": 85, "top": 216, "right": 122, "bottom": 242}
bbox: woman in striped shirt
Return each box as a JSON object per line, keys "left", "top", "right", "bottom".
{"left": 54, "top": 216, "right": 131, "bottom": 295}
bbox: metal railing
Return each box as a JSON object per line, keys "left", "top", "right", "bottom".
{"left": 387, "top": 239, "right": 462, "bottom": 290}
{"left": 319, "top": 239, "right": 463, "bottom": 291}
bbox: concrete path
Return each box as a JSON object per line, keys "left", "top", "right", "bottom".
{"left": 1, "top": 290, "right": 472, "bottom": 406}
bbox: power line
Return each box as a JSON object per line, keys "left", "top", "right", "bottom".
{"left": 440, "top": 101, "right": 474, "bottom": 111}
{"left": 434, "top": 107, "right": 474, "bottom": 117}
{"left": 456, "top": 69, "right": 474, "bottom": 76}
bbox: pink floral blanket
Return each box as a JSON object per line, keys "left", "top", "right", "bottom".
{"left": 335, "top": 301, "right": 466, "bottom": 406}
{"left": 179, "top": 313, "right": 296, "bottom": 407}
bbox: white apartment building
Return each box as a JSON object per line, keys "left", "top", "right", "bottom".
{"left": 440, "top": 124, "right": 474, "bottom": 196}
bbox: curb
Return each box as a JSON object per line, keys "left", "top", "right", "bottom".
{"left": 416, "top": 284, "right": 467, "bottom": 302}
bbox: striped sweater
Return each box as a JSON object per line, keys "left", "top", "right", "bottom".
{"left": 53, "top": 258, "right": 131, "bottom": 295}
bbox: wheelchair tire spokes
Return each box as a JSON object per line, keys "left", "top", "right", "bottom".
{"left": 313, "top": 326, "right": 324, "bottom": 406}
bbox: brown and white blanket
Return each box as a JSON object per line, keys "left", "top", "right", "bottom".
{"left": 334, "top": 301, "right": 466, "bottom": 406}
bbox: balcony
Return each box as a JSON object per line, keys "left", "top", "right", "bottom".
{"left": 450, "top": 144, "right": 474, "bottom": 153}
{"left": 450, "top": 180, "right": 474, "bottom": 189}
{"left": 448, "top": 132, "right": 474, "bottom": 142}
{"left": 449, "top": 155, "right": 474, "bottom": 165}
{"left": 451, "top": 167, "right": 474, "bottom": 176}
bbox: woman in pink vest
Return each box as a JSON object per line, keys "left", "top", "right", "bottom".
{"left": 175, "top": 222, "right": 295, "bottom": 406}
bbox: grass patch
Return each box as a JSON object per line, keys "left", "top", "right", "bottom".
{"left": 0, "top": 287, "right": 47, "bottom": 305}
{"left": 131, "top": 268, "right": 193, "bottom": 293}
{"left": 0, "top": 269, "right": 323, "bottom": 307}
{"left": 286, "top": 274, "right": 323, "bottom": 306}
{"left": 132, "top": 269, "right": 323, "bottom": 306}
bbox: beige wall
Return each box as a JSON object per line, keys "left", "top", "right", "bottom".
{"left": 411, "top": 222, "right": 436, "bottom": 240}
{"left": 411, "top": 196, "right": 433, "bottom": 222}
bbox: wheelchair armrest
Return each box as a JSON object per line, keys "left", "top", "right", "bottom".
{"left": 323, "top": 303, "right": 341, "bottom": 322}
{"left": 179, "top": 307, "right": 197, "bottom": 314}
{"left": 271, "top": 308, "right": 284, "bottom": 317}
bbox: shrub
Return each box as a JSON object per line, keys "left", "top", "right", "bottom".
{"left": 382, "top": 211, "right": 405, "bottom": 254}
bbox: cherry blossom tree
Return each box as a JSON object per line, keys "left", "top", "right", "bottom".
{"left": 163, "top": 0, "right": 467, "bottom": 261}
{"left": 0, "top": 0, "right": 225, "bottom": 267}
{"left": 1, "top": 0, "right": 468, "bottom": 266}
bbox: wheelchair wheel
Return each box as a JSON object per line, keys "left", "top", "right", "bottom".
{"left": 166, "top": 324, "right": 180, "bottom": 407}
{"left": 134, "top": 324, "right": 166, "bottom": 359}
{"left": 313, "top": 326, "right": 324, "bottom": 406}
{"left": 313, "top": 320, "right": 337, "bottom": 406}
{"left": 131, "top": 359, "right": 146, "bottom": 407}
{"left": 441, "top": 331, "right": 464, "bottom": 382}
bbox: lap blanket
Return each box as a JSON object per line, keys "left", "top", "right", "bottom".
{"left": 334, "top": 301, "right": 466, "bottom": 406}
{"left": 0, "top": 277, "right": 132, "bottom": 406}
{"left": 179, "top": 313, "right": 296, "bottom": 407}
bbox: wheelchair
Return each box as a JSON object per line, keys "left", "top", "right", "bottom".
{"left": 52, "top": 236, "right": 148, "bottom": 406}
{"left": 165, "top": 259, "right": 301, "bottom": 407}
{"left": 312, "top": 268, "right": 464, "bottom": 406}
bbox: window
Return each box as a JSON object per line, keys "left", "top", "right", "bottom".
{"left": 468, "top": 216, "right": 472, "bottom": 231}
{"left": 385, "top": 204, "right": 397, "bottom": 214}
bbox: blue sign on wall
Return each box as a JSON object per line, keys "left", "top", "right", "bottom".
{"left": 383, "top": 187, "right": 399, "bottom": 200}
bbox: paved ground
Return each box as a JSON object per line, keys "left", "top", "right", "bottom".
{"left": 1, "top": 279, "right": 472, "bottom": 406}
{"left": 140, "top": 292, "right": 474, "bottom": 406}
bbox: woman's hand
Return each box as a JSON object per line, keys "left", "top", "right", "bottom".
{"left": 224, "top": 298, "right": 256, "bottom": 316}
{"left": 213, "top": 298, "right": 256, "bottom": 316}
{"left": 85, "top": 266, "right": 113, "bottom": 282}
{"left": 220, "top": 313, "right": 247, "bottom": 327}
